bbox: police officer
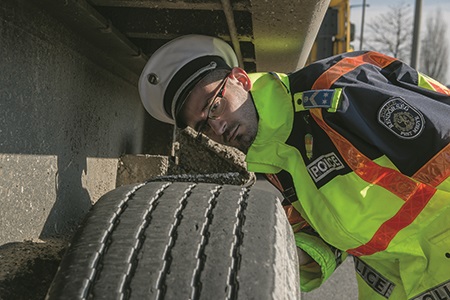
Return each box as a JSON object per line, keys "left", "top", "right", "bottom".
{"left": 139, "top": 34, "right": 450, "bottom": 299}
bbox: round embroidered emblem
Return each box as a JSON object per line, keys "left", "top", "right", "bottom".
{"left": 377, "top": 97, "right": 425, "bottom": 139}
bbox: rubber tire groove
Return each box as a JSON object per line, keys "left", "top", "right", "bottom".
{"left": 46, "top": 182, "right": 300, "bottom": 300}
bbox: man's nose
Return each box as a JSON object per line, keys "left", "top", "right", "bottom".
{"left": 208, "top": 118, "right": 227, "bottom": 136}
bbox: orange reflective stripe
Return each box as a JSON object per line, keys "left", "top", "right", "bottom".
{"left": 413, "top": 143, "right": 450, "bottom": 187}
{"left": 347, "top": 184, "right": 436, "bottom": 256}
{"left": 311, "top": 109, "right": 424, "bottom": 201}
{"left": 312, "top": 52, "right": 397, "bottom": 89}
{"left": 284, "top": 205, "right": 309, "bottom": 232}
{"left": 266, "top": 173, "right": 284, "bottom": 191}
{"left": 310, "top": 108, "right": 436, "bottom": 256}
{"left": 426, "top": 78, "right": 450, "bottom": 96}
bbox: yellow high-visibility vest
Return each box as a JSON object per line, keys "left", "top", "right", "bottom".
{"left": 245, "top": 51, "right": 450, "bottom": 299}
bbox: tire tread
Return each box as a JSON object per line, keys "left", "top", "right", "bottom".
{"left": 46, "top": 182, "right": 300, "bottom": 300}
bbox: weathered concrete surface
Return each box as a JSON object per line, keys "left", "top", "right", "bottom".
{"left": 0, "top": 1, "right": 357, "bottom": 299}
{"left": 0, "top": 239, "right": 66, "bottom": 299}
{"left": 0, "top": 0, "right": 165, "bottom": 244}
{"left": 0, "top": 1, "right": 164, "bottom": 296}
{"left": 116, "top": 154, "right": 169, "bottom": 186}
{"left": 175, "top": 128, "right": 249, "bottom": 179}
{"left": 0, "top": 153, "right": 119, "bottom": 243}
{"left": 0, "top": 3, "right": 251, "bottom": 298}
{"left": 1, "top": 154, "right": 58, "bottom": 243}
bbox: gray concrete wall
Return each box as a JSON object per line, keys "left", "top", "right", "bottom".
{"left": 0, "top": 0, "right": 168, "bottom": 244}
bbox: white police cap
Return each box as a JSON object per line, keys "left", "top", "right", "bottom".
{"left": 138, "top": 34, "right": 239, "bottom": 127}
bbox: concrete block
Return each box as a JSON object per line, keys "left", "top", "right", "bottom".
{"left": 116, "top": 155, "right": 169, "bottom": 187}
{"left": 0, "top": 154, "right": 58, "bottom": 244}
{"left": 0, "top": 154, "right": 119, "bottom": 244}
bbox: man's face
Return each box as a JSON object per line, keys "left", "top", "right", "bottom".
{"left": 180, "top": 68, "right": 258, "bottom": 153}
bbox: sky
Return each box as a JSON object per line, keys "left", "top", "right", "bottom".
{"left": 349, "top": 0, "right": 450, "bottom": 84}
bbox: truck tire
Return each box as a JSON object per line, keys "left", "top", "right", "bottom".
{"left": 46, "top": 181, "right": 300, "bottom": 299}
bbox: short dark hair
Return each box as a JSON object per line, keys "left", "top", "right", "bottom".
{"left": 199, "top": 68, "right": 230, "bottom": 87}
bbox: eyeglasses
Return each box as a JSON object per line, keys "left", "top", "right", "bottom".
{"left": 195, "top": 75, "right": 229, "bottom": 141}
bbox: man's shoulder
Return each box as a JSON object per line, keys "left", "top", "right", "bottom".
{"left": 287, "top": 51, "right": 374, "bottom": 91}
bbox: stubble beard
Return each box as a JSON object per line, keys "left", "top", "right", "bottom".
{"left": 234, "top": 93, "right": 258, "bottom": 154}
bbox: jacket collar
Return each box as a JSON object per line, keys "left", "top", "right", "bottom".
{"left": 245, "top": 72, "right": 295, "bottom": 173}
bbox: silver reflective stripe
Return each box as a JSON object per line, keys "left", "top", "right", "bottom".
{"left": 354, "top": 257, "right": 395, "bottom": 299}
{"left": 410, "top": 280, "right": 450, "bottom": 300}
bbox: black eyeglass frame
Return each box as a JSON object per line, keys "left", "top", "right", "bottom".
{"left": 195, "top": 74, "right": 230, "bottom": 141}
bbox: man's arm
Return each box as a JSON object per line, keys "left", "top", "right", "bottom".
{"left": 293, "top": 225, "right": 348, "bottom": 292}
{"left": 285, "top": 203, "right": 347, "bottom": 292}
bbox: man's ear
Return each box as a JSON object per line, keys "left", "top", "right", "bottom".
{"left": 229, "top": 67, "right": 252, "bottom": 91}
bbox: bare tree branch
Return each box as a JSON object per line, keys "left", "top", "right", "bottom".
{"left": 420, "top": 9, "right": 449, "bottom": 83}
{"left": 363, "top": 1, "right": 413, "bottom": 61}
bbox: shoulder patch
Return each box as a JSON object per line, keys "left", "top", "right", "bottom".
{"left": 306, "top": 152, "right": 344, "bottom": 183}
{"left": 377, "top": 97, "right": 425, "bottom": 139}
{"left": 294, "top": 88, "right": 342, "bottom": 113}
{"left": 302, "top": 90, "right": 334, "bottom": 109}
